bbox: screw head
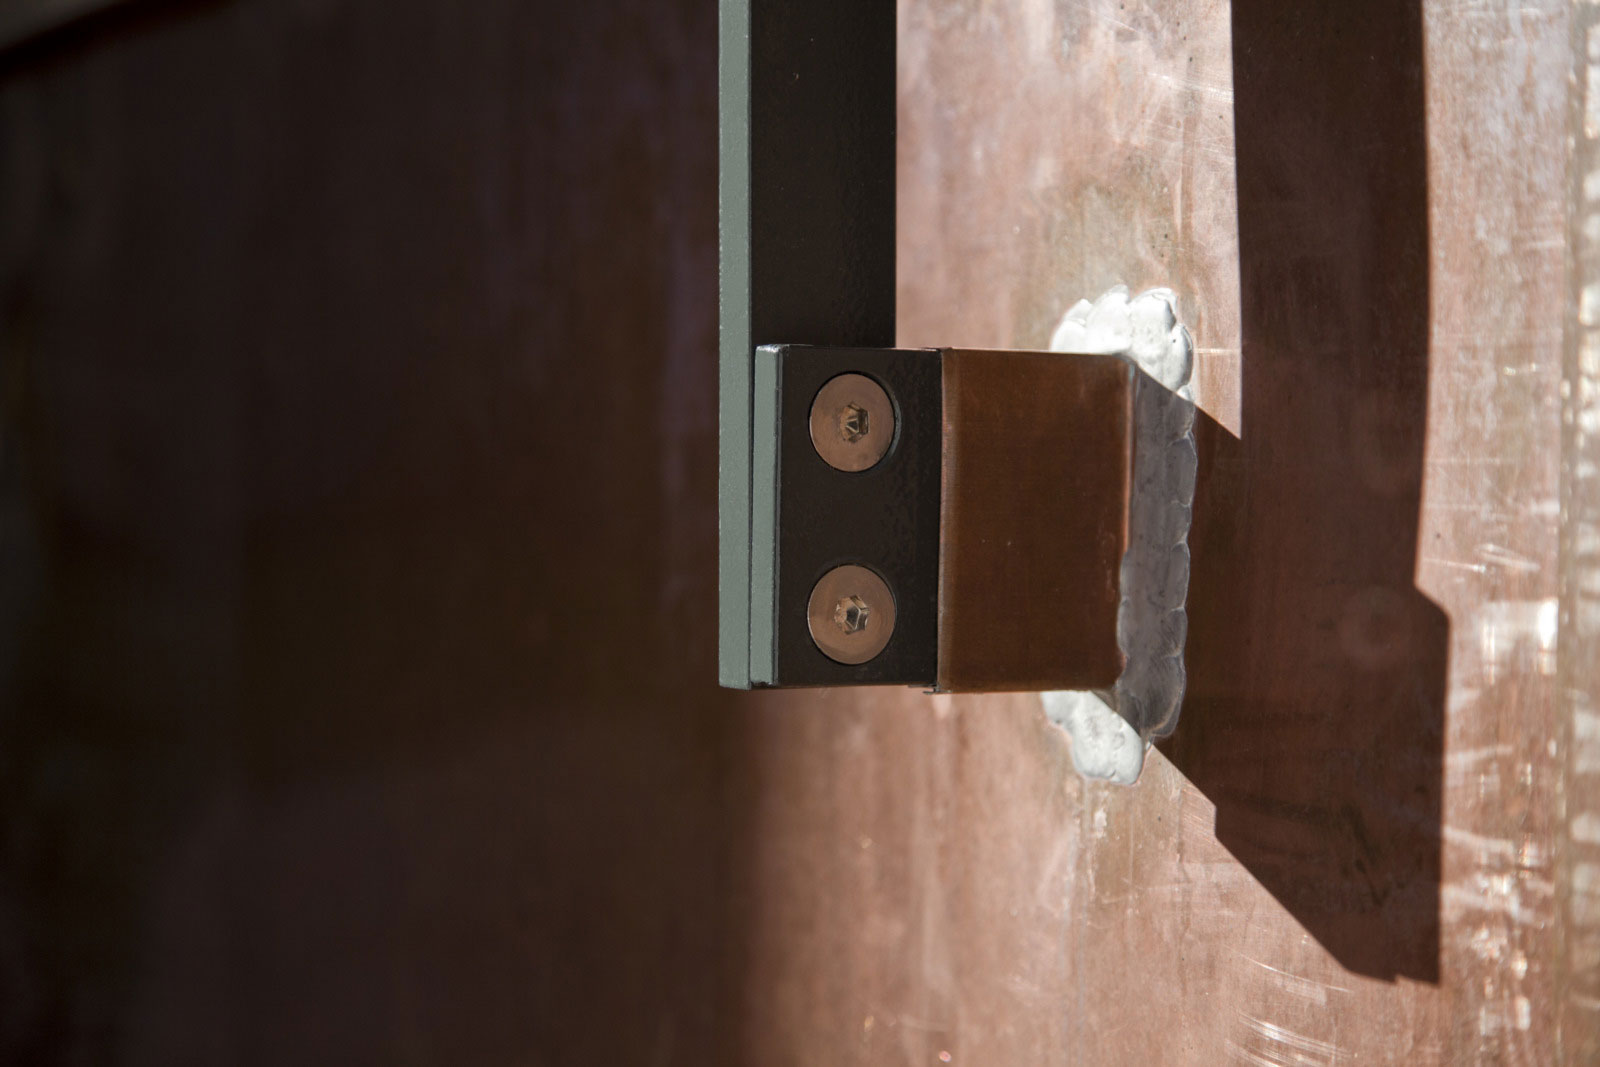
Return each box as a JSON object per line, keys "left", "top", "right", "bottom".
{"left": 809, "top": 374, "right": 894, "bottom": 472}
{"left": 833, "top": 594, "right": 870, "bottom": 634}
{"left": 807, "top": 565, "right": 896, "bottom": 664}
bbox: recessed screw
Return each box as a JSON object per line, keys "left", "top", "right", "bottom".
{"left": 810, "top": 374, "right": 894, "bottom": 472}
{"left": 834, "top": 594, "right": 870, "bottom": 634}
{"left": 838, "top": 404, "right": 869, "bottom": 443}
{"left": 807, "top": 565, "right": 896, "bottom": 665}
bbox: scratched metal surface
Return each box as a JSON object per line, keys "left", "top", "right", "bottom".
{"left": 1563, "top": 5, "right": 1600, "bottom": 1058}
{"left": 734, "top": 0, "right": 1579, "bottom": 1063}
{"left": 0, "top": 0, "right": 1584, "bottom": 1061}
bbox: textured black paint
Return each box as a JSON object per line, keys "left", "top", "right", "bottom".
{"left": 747, "top": 2, "right": 895, "bottom": 349}
{"left": 719, "top": 0, "right": 897, "bottom": 685}
{"left": 767, "top": 347, "right": 940, "bottom": 687}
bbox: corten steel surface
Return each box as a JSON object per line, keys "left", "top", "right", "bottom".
{"left": 937, "top": 349, "right": 1130, "bottom": 692}
{"left": 0, "top": 0, "right": 1588, "bottom": 1064}
{"left": 0, "top": 0, "right": 134, "bottom": 52}
{"left": 1563, "top": 5, "right": 1600, "bottom": 1055}
{"left": 731, "top": 1, "right": 1583, "bottom": 1065}
{"left": 0, "top": 1, "right": 743, "bottom": 1063}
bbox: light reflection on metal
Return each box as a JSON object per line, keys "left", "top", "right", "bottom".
{"left": 809, "top": 373, "right": 895, "bottom": 473}
{"left": 807, "top": 564, "right": 896, "bottom": 665}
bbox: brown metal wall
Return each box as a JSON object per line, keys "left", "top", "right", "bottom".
{"left": 732, "top": 0, "right": 1583, "bottom": 1064}
{"left": 0, "top": 0, "right": 1591, "bottom": 1064}
{"left": 780, "top": 0, "right": 1567, "bottom": 1061}
{"left": 0, "top": 1, "right": 744, "bottom": 1063}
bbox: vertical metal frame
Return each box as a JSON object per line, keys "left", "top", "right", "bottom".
{"left": 718, "top": 0, "right": 897, "bottom": 687}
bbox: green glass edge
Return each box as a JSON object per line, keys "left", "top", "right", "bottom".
{"left": 718, "top": 0, "right": 752, "bottom": 688}
{"left": 749, "top": 347, "right": 781, "bottom": 685}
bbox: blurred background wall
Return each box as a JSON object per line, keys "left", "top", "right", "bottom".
{"left": 0, "top": 1, "right": 742, "bottom": 1062}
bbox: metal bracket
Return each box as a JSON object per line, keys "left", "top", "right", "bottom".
{"left": 718, "top": 0, "right": 1193, "bottom": 705}
{"left": 741, "top": 343, "right": 1188, "bottom": 694}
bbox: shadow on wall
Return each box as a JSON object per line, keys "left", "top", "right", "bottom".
{"left": 1160, "top": 0, "right": 1446, "bottom": 982}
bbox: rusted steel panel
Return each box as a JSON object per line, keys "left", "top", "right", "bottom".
{"left": 1562, "top": 4, "right": 1600, "bottom": 1061}
{"left": 0, "top": 0, "right": 130, "bottom": 53}
{"left": 1, "top": 0, "right": 1577, "bottom": 1061}
{"left": 735, "top": 0, "right": 1574, "bottom": 1063}
{"left": 0, "top": 1, "right": 740, "bottom": 1062}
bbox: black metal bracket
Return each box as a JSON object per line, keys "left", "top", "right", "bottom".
{"left": 749, "top": 345, "right": 942, "bottom": 687}
{"left": 718, "top": 0, "right": 1189, "bottom": 702}
{"left": 718, "top": 0, "right": 896, "bottom": 688}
